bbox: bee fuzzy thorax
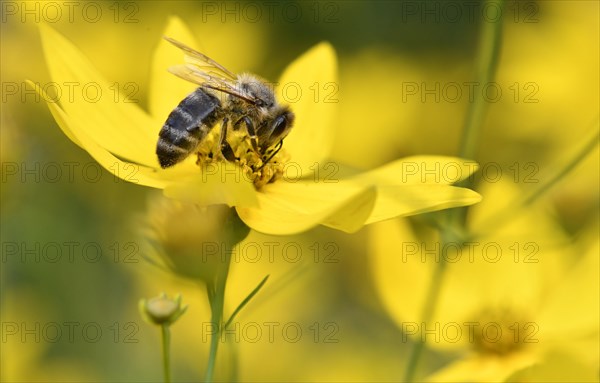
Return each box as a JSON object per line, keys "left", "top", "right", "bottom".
{"left": 235, "top": 73, "right": 277, "bottom": 108}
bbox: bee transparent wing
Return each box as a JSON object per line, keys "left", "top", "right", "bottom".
{"left": 167, "top": 64, "right": 229, "bottom": 87}
{"left": 164, "top": 36, "right": 262, "bottom": 105}
{"left": 168, "top": 64, "right": 260, "bottom": 105}
{"left": 163, "top": 36, "right": 237, "bottom": 81}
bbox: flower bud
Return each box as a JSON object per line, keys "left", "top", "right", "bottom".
{"left": 139, "top": 293, "right": 187, "bottom": 326}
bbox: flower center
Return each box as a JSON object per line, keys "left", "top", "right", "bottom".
{"left": 194, "top": 125, "right": 289, "bottom": 189}
{"left": 470, "top": 306, "right": 533, "bottom": 355}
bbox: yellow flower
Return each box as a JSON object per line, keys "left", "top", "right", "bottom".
{"left": 369, "top": 180, "right": 599, "bottom": 382}
{"left": 141, "top": 194, "right": 250, "bottom": 282}
{"left": 32, "top": 17, "right": 481, "bottom": 235}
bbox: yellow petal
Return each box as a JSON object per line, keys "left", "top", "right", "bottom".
{"left": 237, "top": 155, "right": 480, "bottom": 234}
{"left": 322, "top": 186, "right": 376, "bottom": 232}
{"left": 163, "top": 162, "right": 258, "bottom": 208}
{"left": 277, "top": 42, "right": 338, "bottom": 173}
{"left": 148, "top": 16, "right": 199, "bottom": 122}
{"left": 537, "top": 239, "right": 600, "bottom": 337}
{"left": 350, "top": 157, "right": 481, "bottom": 223}
{"left": 365, "top": 184, "right": 481, "bottom": 224}
{"left": 506, "top": 350, "right": 600, "bottom": 383}
{"left": 546, "top": 335, "right": 600, "bottom": 371}
{"left": 426, "top": 352, "right": 539, "bottom": 382}
{"left": 369, "top": 218, "right": 430, "bottom": 324}
{"left": 38, "top": 24, "right": 157, "bottom": 167}
{"left": 41, "top": 92, "right": 168, "bottom": 189}
{"left": 353, "top": 156, "right": 480, "bottom": 185}
{"left": 237, "top": 180, "right": 375, "bottom": 235}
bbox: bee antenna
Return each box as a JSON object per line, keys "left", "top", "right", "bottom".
{"left": 258, "top": 140, "right": 284, "bottom": 171}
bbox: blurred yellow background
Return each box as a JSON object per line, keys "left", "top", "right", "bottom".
{"left": 2, "top": 1, "right": 598, "bottom": 382}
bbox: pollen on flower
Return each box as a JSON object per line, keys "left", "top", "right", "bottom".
{"left": 195, "top": 124, "right": 290, "bottom": 189}
{"left": 470, "top": 306, "right": 533, "bottom": 355}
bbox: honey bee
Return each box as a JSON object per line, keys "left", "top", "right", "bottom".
{"left": 156, "top": 37, "right": 295, "bottom": 186}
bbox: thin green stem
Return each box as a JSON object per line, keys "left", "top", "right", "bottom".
{"left": 200, "top": 207, "right": 250, "bottom": 383}
{"left": 229, "top": 337, "right": 240, "bottom": 383}
{"left": 520, "top": 124, "right": 599, "bottom": 207}
{"left": 474, "top": 121, "right": 599, "bottom": 237}
{"left": 204, "top": 264, "right": 228, "bottom": 383}
{"left": 458, "top": 2, "right": 504, "bottom": 162}
{"left": 403, "top": 228, "right": 459, "bottom": 382}
{"left": 403, "top": 256, "right": 447, "bottom": 382}
{"left": 453, "top": 0, "right": 505, "bottom": 226}
{"left": 225, "top": 275, "right": 269, "bottom": 331}
{"left": 405, "top": 0, "right": 505, "bottom": 380}
{"left": 161, "top": 324, "right": 171, "bottom": 383}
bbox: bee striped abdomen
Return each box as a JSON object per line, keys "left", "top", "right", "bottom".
{"left": 156, "top": 87, "right": 221, "bottom": 168}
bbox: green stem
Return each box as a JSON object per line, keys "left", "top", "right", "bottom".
{"left": 403, "top": 227, "right": 460, "bottom": 382}
{"left": 201, "top": 206, "right": 249, "bottom": 383}
{"left": 204, "top": 257, "right": 230, "bottom": 383}
{"left": 458, "top": 1, "right": 504, "bottom": 162}
{"left": 229, "top": 338, "right": 240, "bottom": 383}
{"left": 161, "top": 324, "right": 171, "bottom": 383}
{"left": 453, "top": 0, "right": 505, "bottom": 226}
{"left": 403, "top": 256, "right": 447, "bottom": 382}
{"left": 474, "top": 122, "right": 599, "bottom": 237}
{"left": 405, "top": 1, "right": 505, "bottom": 380}
{"left": 224, "top": 275, "right": 269, "bottom": 331}
{"left": 520, "top": 125, "right": 598, "bottom": 207}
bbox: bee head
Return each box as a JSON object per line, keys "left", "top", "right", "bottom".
{"left": 259, "top": 107, "right": 295, "bottom": 152}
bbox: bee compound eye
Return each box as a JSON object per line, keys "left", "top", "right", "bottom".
{"left": 270, "top": 114, "right": 289, "bottom": 140}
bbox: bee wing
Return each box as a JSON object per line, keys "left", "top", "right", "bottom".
{"left": 164, "top": 36, "right": 262, "bottom": 105}
{"left": 163, "top": 36, "right": 237, "bottom": 81}
{"left": 168, "top": 64, "right": 260, "bottom": 105}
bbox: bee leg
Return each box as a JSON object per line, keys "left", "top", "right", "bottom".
{"left": 218, "top": 117, "right": 229, "bottom": 149}
{"left": 219, "top": 117, "right": 237, "bottom": 162}
{"left": 235, "top": 116, "right": 259, "bottom": 152}
{"left": 221, "top": 143, "right": 237, "bottom": 162}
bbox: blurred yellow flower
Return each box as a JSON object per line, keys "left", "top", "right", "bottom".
{"left": 141, "top": 194, "right": 250, "bottom": 282}
{"left": 33, "top": 17, "right": 481, "bottom": 235}
{"left": 369, "top": 180, "right": 599, "bottom": 381}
